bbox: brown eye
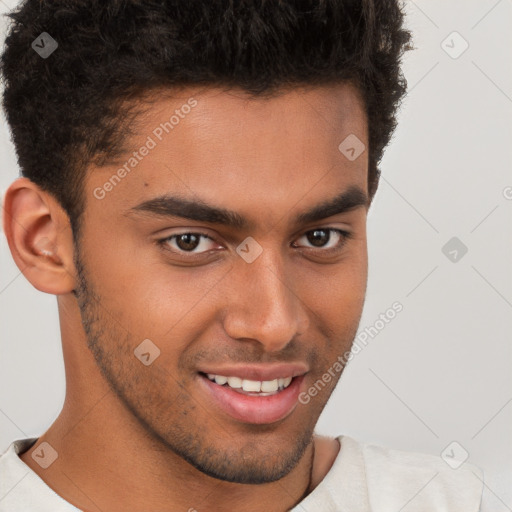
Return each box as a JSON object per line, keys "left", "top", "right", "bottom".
{"left": 175, "top": 233, "right": 201, "bottom": 251}
{"left": 306, "top": 229, "right": 331, "bottom": 247}
{"left": 294, "top": 228, "right": 351, "bottom": 252}
{"left": 159, "top": 232, "right": 217, "bottom": 254}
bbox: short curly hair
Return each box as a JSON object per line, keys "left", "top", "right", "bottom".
{"left": 1, "top": 0, "right": 412, "bottom": 242}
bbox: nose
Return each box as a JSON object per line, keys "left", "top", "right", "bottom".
{"left": 222, "top": 248, "right": 309, "bottom": 352}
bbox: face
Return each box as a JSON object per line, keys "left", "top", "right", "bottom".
{"left": 76, "top": 83, "right": 369, "bottom": 484}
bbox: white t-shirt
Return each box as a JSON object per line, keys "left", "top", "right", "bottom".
{"left": 0, "top": 435, "right": 484, "bottom": 511}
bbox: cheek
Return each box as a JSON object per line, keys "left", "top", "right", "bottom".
{"left": 296, "top": 254, "right": 368, "bottom": 368}
{"left": 298, "top": 253, "right": 367, "bottom": 318}
{"left": 335, "top": 239, "right": 368, "bottom": 313}
{"left": 86, "top": 232, "right": 221, "bottom": 331}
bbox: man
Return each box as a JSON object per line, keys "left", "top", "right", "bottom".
{"left": 0, "top": 0, "right": 484, "bottom": 510}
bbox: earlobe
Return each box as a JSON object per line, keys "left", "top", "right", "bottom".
{"left": 2, "top": 177, "right": 77, "bottom": 295}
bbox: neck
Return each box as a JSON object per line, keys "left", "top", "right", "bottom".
{"left": 18, "top": 300, "right": 337, "bottom": 512}
{"left": 19, "top": 389, "right": 320, "bottom": 512}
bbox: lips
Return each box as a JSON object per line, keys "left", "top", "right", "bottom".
{"left": 196, "top": 362, "right": 308, "bottom": 382}
{"left": 197, "top": 367, "right": 307, "bottom": 425}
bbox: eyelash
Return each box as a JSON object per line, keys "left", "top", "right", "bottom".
{"left": 157, "top": 228, "right": 352, "bottom": 259}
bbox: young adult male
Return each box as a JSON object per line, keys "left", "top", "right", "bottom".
{"left": 0, "top": 1, "right": 484, "bottom": 510}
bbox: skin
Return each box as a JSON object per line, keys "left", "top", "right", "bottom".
{"left": 3, "top": 82, "right": 369, "bottom": 512}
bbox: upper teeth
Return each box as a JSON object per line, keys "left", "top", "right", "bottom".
{"left": 206, "top": 374, "right": 293, "bottom": 392}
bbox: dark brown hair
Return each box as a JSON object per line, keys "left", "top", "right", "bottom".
{"left": 1, "top": 0, "right": 412, "bottom": 242}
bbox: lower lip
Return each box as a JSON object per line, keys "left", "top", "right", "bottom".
{"left": 198, "top": 373, "right": 305, "bottom": 425}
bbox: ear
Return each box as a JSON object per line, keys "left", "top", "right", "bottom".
{"left": 2, "top": 177, "right": 77, "bottom": 295}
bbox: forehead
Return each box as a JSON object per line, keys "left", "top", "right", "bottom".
{"left": 144, "top": 82, "right": 368, "bottom": 156}
{"left": 85, "top": 83, "right": 368, "bottom": 229}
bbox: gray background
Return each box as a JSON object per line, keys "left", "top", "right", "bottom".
{"left": 1, "top": 0, "right": 511, "bottom": 509}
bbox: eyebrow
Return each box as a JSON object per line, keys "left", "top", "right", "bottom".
{"left": 127, "top": 185, "right": 368, "bottom": 230}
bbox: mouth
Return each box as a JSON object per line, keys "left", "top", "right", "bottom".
{"left": 197, "top": 371, "right": 307, "bottom": 425}
{"left": 202, "top": 372, "right": 295, "bottom": 396}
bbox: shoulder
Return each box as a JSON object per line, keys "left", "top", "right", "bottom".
{"left": 0, "top": 437, "right": 38, "bottom": 481}
{"left": 0, "top": 438, "right": 80, "bottom": 512}
{"left": 338, "top": 435, "right": 484, "bottom": 512}
{"left": 0, "top": 438, "right": 37, "bottom": 510}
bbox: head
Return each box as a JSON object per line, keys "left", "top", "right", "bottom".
{"left": 1, "top": 0, "right": 411, "bottom": 485}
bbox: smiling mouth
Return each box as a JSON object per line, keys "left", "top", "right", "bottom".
{"left": 197, "top": 370, "right": 306, "bottom": 424}
{"left": 199, "top": 372, "right": 295, "bottom": 396}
